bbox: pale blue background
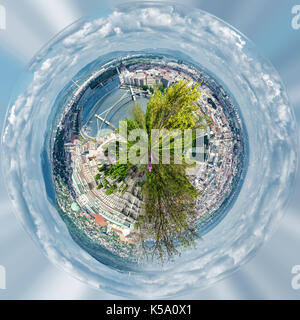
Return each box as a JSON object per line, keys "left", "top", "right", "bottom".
{"left": 0, "top": 0, "right": 299, "bottom": 299}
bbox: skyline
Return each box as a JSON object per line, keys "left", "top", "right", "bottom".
{"left": 51, "top": 53, "right": 247, "bottom": 267}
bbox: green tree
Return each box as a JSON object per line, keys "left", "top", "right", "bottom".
{"left": 140, "top": 80, "right": 208, "bottom": 260}
{"left": 96, "top": 80, "right": 209, "bottom": 261}
{"left": 146, "top": 79, "right": 207, "bottom": 134}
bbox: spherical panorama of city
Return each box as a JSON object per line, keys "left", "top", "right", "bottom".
{"left": 1, "top": 2, "right": 297, "bottom": 298}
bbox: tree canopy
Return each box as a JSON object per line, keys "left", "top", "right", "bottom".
{"left": 95, "top": 80, "right": 210, "bottom": 261}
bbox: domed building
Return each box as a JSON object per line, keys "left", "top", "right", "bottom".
{"left": 71, "top": 202, "right": 80, "bottom": 212}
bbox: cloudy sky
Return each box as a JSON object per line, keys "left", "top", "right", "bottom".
{"left": 0, "top": 0, "right": 300, "bottom": 299}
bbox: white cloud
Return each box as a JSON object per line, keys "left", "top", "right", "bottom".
{"left": 1, "top": 3, "right": 297, "bottom": 299}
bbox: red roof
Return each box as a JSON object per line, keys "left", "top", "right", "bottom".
{"left": 93, "top": 214, "right": 108, "bottom": 227}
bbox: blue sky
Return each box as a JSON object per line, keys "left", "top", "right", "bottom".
{"left": 0, "top": 0, "right": 300, "bottom": 299}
